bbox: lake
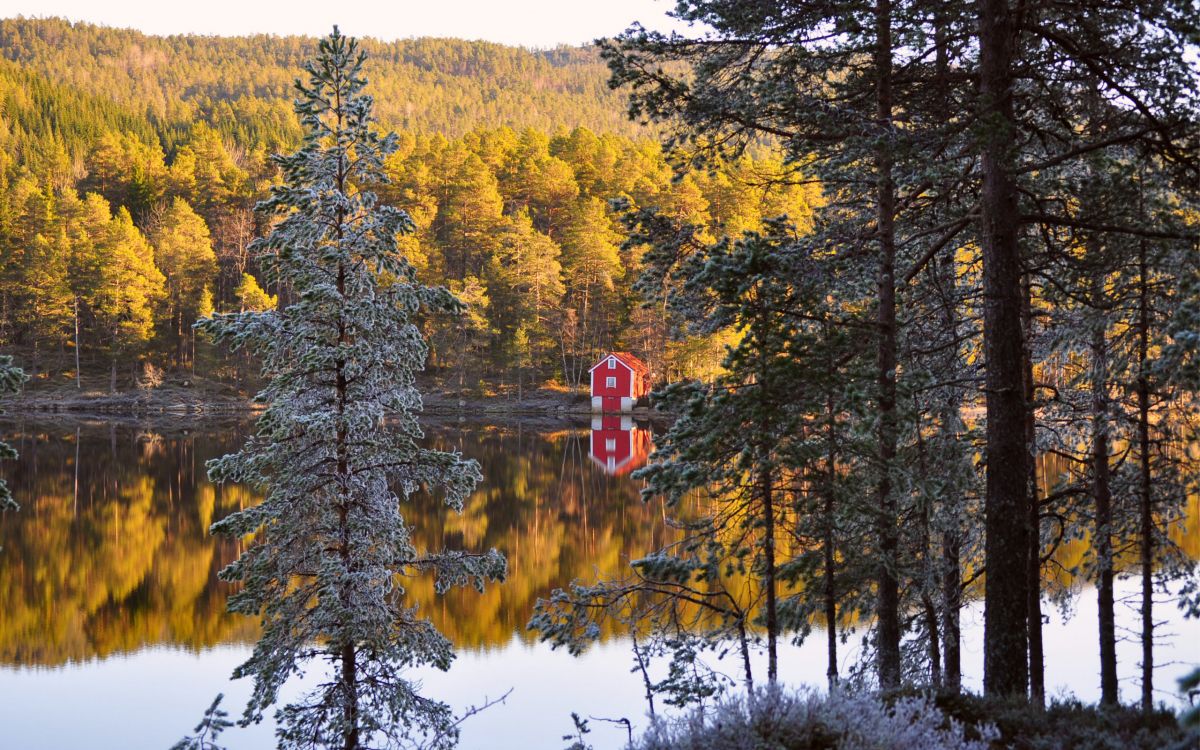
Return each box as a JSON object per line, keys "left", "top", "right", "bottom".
{"left": 0, "top": 416, "right": 1196, "bottom": 749}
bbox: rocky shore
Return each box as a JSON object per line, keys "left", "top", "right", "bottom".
{"left": 3, "top": 378, "right": 660, "bottom": 419}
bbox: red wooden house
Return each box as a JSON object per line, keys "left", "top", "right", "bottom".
{"left": 589, "top": 415, "right": 653, "bottom": 475}
{"left": 589, "top": 352, "right": 651, "bottom": 412}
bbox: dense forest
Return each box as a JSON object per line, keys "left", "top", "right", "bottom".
{"left": 0, "top": 9, "right": 1198, "bottom": 750}
{"left": 522, "top": 0, "right": 1197, "bottom": 732}
{"left": 0, "top": 16, "right": 645, "bottom": 144}
{"left": 0, "top": 17, "right": 810, "bottom": 393}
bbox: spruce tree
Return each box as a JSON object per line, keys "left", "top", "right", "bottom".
{"left": 194, "top": 29, "right": 505, "bottom": 750}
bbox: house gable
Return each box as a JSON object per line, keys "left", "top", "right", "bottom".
{"left": 590, "top": 351, "right": 651, "bottom": 411}
{"left": 588, "top": 354, "right": 634, "bottom": 376}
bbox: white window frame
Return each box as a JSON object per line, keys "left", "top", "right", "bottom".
{"left": 608, "top": 356, "right": 616, "bottom": 369}
{"left": 605, "top": 438, "right": 616, "bottom": 451}
{"left": 606, "top": 376, "right": 616, "bottom": 388}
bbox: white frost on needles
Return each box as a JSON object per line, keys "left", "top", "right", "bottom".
{"left": 192, "top": 26, "right": 505, "bottom": 750}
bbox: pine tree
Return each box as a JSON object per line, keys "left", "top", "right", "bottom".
{"left": 232, "top": 272, "right": 276, "bottom": 312}
{"left": 484, "top": 210, "right": 564, "bottom": 380}
{"left": 601, "top": 0, "right": 966, "bottom": 690}
{"left": 194, "top": 29, "right": 505, "bottom": 749}
{"left": 433, "top": 146, "right": 504, "bottom": 280}
{"left": 602, "top": 0, "right": 1197, "bottom": 700}
{"left": 85, "top": 201, "right": 165, "bottom": 391}
{"left": 559, "top": 196, "right": 624, "bottom": 387}
{"left": 83, "top": 130, "right": 168, "bottom": 218}
{"left": 12, "top": 183, "right": 73, "bottom": 376}
{"left": 150, "top": 197, "right": 218, "bottom": 367}
{"left": 532, "top": 218, "right": 866, "bottom": 700}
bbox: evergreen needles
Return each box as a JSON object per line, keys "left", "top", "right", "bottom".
{"left": 191, "top": 28, "right": 505, "bottom": 750}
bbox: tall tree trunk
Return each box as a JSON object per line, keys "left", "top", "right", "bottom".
{"left": 177, "top": 306, "right": 185, "bottom": 368}
{"left": 1136, "top": 238, "right": 1154, "bottom": 715}
{"left": 824, "top": 487, "right": 839, "bottom": 690}
{"left": 631, "top": 633, "right": 657, "bottom": 719}
{"left": 737, "top": 620, "right": 755, "bottom": 694}
{"left": 337, "top": 283, "right": 358, "bottom": 749}
{"left": 825, "top": 353, "right": 839, "bottom": 689}
{"left": 762, "top": 464, "right": 778, "bottom": 684}
{"left": 978, "top": 0, "right": 1030, "bottom": 698}
{"left": 933, "top": 11, "right": 962, "bottom": 693}
{"left": 941, "top": 459, "right": 963, "bottom": 690}
{"left": 873, "top": 0, "right": 902, "bottom": 690}
{"left": 1023, "top": 274, "right": 1044, "bottom": 706}
{"left": 1089, "top": 245, "right": 1118, "bottom": 706}
{"left": 753, "top": 297, "right": 779, "bottom": 685}
{"left": 916, "top": 408, "right": 942, "bottom": 687}
{"left": 334, "top": 99, "right": 360, "bottom": 750}
{"left": 74, "top": 295, "right": 81, "bottom": 390}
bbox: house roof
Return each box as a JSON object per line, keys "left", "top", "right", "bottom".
{"left": 589, "top": 351, "right": 650, "bottom": 377}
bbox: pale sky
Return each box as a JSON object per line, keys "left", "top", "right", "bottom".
{"left": 0, "top": 0, "right": 693, "bottom": 48}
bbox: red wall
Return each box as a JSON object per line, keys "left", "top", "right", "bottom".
{"left": 589, "top": 416, "right": 652, "bottom": 475}
{"left": 592, "top": 352, "right": 638, "bottom": 400}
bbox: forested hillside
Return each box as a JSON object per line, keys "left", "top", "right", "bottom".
{"left": 0, "top": 18, "right": 812, "bottom": 393}
{"left": 0, "top": 17, "right": 645, "bottom": 148}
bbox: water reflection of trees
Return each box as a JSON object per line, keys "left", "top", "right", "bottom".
{"left": 0, "top": 421, "right": 257, "bottom": 666}
{"left": 1, "top": 419, "right": 1192, "bottom": 667}
{"left": 0, "top": 419, "right": 676, "bottom": 665}
{"left": 409, "top": 421, "right": 674, "bottom": 648}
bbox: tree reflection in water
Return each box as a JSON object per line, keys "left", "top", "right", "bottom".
{"left": 0, "top": 417, "right": 666, "bottom": 665}
{"left": 0, "top": 416, "right": 1194, "bottom": 667}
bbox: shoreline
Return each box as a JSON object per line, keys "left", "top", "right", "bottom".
{"left": 1, "top": 386, "right": 662, "bottom": 420}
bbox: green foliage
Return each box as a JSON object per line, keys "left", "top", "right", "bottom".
{"left": 595, "top": 0, "right": 1197, "bottom": 705}
{"left": 1162, "top": 256, "right": 1200, "bottom": 393}
{"left": 171, "top": 694, "right": 231, "bottom": 750}
{"left": 0, "top": 17, "right": 645, "bottom": 148}
{"left": 0, "top": 18, "right": 816, "bottom": 389}
{"left": 195, "top": 30, "right": 503, "bottom": 747}
{"left": 86, "top": 202, "right": 165, "bottom": 373}
{"left": 531, "top": 219, "right": 870, "bottom": 699}
{"left": 231, "top": 272, "right": 274, "bottom": 312}
{"left": 150, "top": 197, "right": 217, "bottom": 363}
{"left": 83, "top": 130, "right": 168, "bottom": 218}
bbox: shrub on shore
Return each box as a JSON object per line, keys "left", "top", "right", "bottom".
{"left": 623, "top": 687, "right": 1198, "bottom": 750}
{"left": 632, "top": 688, "right": 994, "bottom": 750}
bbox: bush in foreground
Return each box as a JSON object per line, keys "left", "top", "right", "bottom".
{"left": 929, "top": 691, "right": 1196, "bottom": 750}
{"left": 633, "top": 688, "right": 995, "bottom": 750}
{"left": 626, "top": 688, "right": 1199, "bottom": 750}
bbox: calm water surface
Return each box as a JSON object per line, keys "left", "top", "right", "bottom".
{"left": 0, "top": 416, "right": 1196, "bottom": 749}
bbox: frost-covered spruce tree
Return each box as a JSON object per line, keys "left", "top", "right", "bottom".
{"left": 0, "top": 354, "right": 28, "bottom": 511}
{"left": 194, "top": 28, "right": 505, "bottom": 750}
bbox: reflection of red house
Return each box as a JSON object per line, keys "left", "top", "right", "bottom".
{"left": 589, "top": 415, "right": 653, "bottom": 476}
{"left": 589, "top": 352, "right": 651, "bottom": 412}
